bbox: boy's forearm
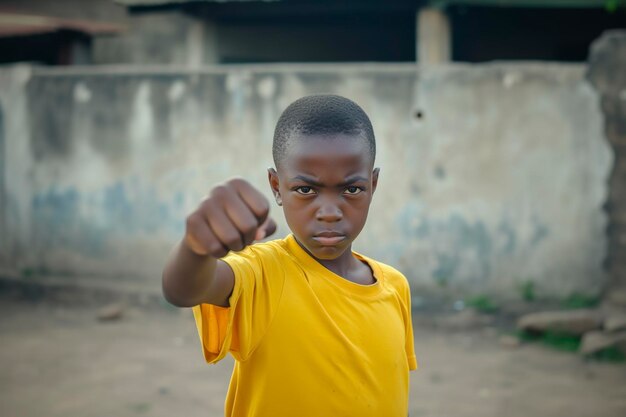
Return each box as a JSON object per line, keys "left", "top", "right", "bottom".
{"left": 162, "top": 240, "right": 217, "bottom": 307}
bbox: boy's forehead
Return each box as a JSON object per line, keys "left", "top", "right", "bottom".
{"left": 280, "top": 133, "right": 372, "bottom": 168}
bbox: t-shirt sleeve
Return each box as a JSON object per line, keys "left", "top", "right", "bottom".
{"left": 403, "top": 281, "right": 418, "bottom": 371}
{"left": 390, "top": 269, "right": 418, "bottom": 371}
{"left": 191, "top": 243, "right": 286, "bottom": 364}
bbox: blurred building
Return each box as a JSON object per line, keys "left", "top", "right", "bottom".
{"left": 0, "top": 12, "right": 124, "bottom": 65}
{"left": 0, "top": 0, "right": 624, "bottom": 66}
{"left": 0, "top": 0, "right": 126, "bottom": 65}
{"left": 98, "top": 0, "right": 626, "bottom": 64}
{"left": 0, "top": 0, "right": 625, "bottom": 301}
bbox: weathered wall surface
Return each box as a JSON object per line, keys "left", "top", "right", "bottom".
{"left": 0, "top": 66, "right": 33, "bottom": 275}
{"left": 93, "top": 11, "right": 219, "bottom": 66}
{"left": 0, "top": 62, "right": 612, "bottom": 298}
{"left": 587, "top": 30, "right": 626, "bottom": 302}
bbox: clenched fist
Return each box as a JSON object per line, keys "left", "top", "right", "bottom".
{"left": 184, "top": 178, "right": 277, "bottom": 258}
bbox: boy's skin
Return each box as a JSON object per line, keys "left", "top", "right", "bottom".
{"left": 162, "top": 132, "right": 380, "bottom": 308}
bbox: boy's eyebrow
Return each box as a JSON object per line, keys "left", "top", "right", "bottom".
{"left": 291, "top": 175, "right": 323, "bottom": 186}
{"left": 291, "top": 175, "right": 369, "bottom": 187}
{"left": 337, "top": 176, "right": 369, "bottom": 187}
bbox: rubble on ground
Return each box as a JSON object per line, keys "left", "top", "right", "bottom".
{"left": 517, "top": 310, "right": 603, "bottom": 335}
{"left": 580, "top": 331, "right": 626, "bottom": 355}
{"left": 499, "top": 335, "right": 521, "bottom": 349}
{"left": 604, "top": 314, "right": 626, "bottom": 332}
{"left": 516, "top": 307, "right": 626, "bottom": 358}
{"left": 97, "top": 303, "right": 125, "bottom": 321}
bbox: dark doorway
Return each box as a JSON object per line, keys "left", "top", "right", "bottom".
{"left": 450, "top": 6, "right": 626, "bottom": 62}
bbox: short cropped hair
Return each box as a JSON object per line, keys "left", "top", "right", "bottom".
{"left": 272, "top": 95, "right": 376, "bottom": 167}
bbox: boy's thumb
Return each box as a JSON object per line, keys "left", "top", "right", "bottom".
{"left": 255, "top": 217, "right": 277, "bottom": 241}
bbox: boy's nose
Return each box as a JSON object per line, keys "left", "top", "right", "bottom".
{"left": 316, "top": 201, "right": 342, "bottom": 222}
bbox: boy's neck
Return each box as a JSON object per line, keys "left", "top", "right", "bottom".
{"left": 319, "top": 256, "right": 375, "bottom": 286}
{"left": 295, "top": 237, "right": 376, "bottom": 285}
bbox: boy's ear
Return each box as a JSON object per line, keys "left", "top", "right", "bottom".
{"left": 371, "top": 168, "right": 380, "bottom": 194}
{"left": 267, "top": 168, "right": 282, "bottom": 206}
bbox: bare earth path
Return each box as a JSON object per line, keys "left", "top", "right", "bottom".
{"left": 1, "top": 297, "right": 625, "bottom": 417}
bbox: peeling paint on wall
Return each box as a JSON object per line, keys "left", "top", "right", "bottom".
{"left": 0, "top": 64, "right": 612, "bottom": 297}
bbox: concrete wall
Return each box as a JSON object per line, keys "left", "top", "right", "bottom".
{"left": 0, "top": 0, "right": 127, "bottom": 22}
{"left": 587, "top": 30, "right": 626, "bottom": 300}
{"left": 93, "top": 11, "right": 218, "bottom": 66}
{"left": 0, "top": 62, "right": 612, "bottom": 299}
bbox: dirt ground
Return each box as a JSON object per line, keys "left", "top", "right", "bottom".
{"left": 1, "top": 295, "right": 625, "bottom": 417}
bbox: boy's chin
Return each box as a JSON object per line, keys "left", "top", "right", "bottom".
{"left": 298, "top": 238, "right": 352, "bottom": 260}
{"left": 311, "top": 248, "right": 346, "bottom": 260}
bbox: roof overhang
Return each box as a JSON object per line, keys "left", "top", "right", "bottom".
{"left": 0, "top": 12, "right": 125, "bottom": 38}
{"left": 429, "top": 0, "right": 622, "bottom": 8}
{"left": 115, "top": 0, "right": 281, "bottom": 6}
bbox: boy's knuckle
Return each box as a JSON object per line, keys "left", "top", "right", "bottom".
{"left": 209, "top": 242, "right": 227, "bottom": 257}
{"left": 210, "top": 185, "right": 228, "bottom": 199}
{"left": 223, "top": 234, "right": 241, "bottom": 248}
{"left": 200, "top": 199, "right": 218, "bottom": 215}
{"left": 242, "top": 228, "right": 256, "bottom": 240}
{"left": 241, "top": 219, "right": 258, "bottom": 234}
{"left": 256, "top": 199, "right": 270, "bottom": 217}
{"left": 227, "top": 177, "right": 245, "bottom": 188}
{"left": 185, "top": 214, "right": 200, "bottom": 231}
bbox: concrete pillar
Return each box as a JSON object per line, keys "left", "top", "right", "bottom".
{"left": 70, "top": 38, "right": 93, "bottom": 65}
{"left": 93, "top": 11, "right": 215, "bottom": 65}
{"left": 203, "top": 19, "right": 219, "bottom": 65}
{"left": 587, "top": 30, "right": 626, "bottom": 306}
{"left": 417, "top": 7, "right": 451, "bottom": 65}
{"left": 0, "top": 105, "right": 5, "bottom": 265}
{"left": 186, "top": 18, "right": 219, "bottom": 66}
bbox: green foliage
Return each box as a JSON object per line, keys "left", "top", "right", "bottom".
{"left": 433, "top": 274, "right": 448, "bottom": 288}
{"left": 516, "top": 329, "right": 540, "bottom": 342}
{"left": 466, "top": 294, "right": 498, "bottom": 314}
{"left": 20, "top": 267, "right": 35, "bottom": 278}
{"left": 561, "top": 292, "right": 600, "bottom": 310}
{"left": 588, "top": 346, "right": 626, "bottom": 363}
{"left": 516, "top": 331, "right": 626, "bottom": 363}
{"left": 20, "top": 266, "right": 51, "bottom": 278}
{"left": 518, "top": 280, "right": 536, "bottom": 302}
{"left": 604, "top": 0, "right": 624, "bottom": 13}
{"left": 517, "top": 330, "right": 581, "bottom": 352}
{"left": 542, "top": 331, "right": 581, "bottom": 352}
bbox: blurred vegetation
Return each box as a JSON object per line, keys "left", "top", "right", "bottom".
{"left": 517, "top": 330, "right": 581, "bottom": 352}
{"left": 518, "top": 280, "right": 536, "bottom": 302}
{"left": 588, "top": 346, "right": 626, "bottom": 363}
{"left": 605, "top": 0, "right": 626, "bottom": 13}
{"left": 466, "top": 294, "right": 498, "bottom": 314}
{"left": 516, "top": 330, "right": 626, "bottom": 363}
{"left": 561, "top": 292, "right": 600, "bottom": 310}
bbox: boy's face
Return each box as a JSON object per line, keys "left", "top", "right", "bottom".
{"left": 268, "top": 133, "right": 379, "bottom": 261}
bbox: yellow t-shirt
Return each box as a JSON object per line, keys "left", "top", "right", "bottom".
{"left": 192, "top": 234, "right": 417, "bottom": 417}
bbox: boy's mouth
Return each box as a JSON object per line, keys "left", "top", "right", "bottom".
{"left": 312, "top": 231, "right": 346, "bottom": 246}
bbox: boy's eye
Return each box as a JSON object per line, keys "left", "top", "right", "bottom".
{"left": 295, "top": 186, "right": 315, "bottom": 195}
{"left": 344, "top": 186, "right": 363, "bottom": 195}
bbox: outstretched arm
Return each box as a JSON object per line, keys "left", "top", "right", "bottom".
{"left": 162, "top": 178, "right": 276, "bottom": 308}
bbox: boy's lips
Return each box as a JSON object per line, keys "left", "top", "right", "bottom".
{"left": 312, "top": 232, "right": 346, "bottom": 246}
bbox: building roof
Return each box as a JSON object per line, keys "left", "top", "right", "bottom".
{"left": 115, "top": 0, "right": 280, "bottom": 6}
{"left": 0, "top": 12, "right": 125, "bottom": 38}
{"left": 431, "top": 0, "right": 618, "bottom": 7}
{"left": 116, "top": 0, "right": 618, "bottom": 7}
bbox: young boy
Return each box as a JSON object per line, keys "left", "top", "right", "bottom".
{"left": 162, "top": 94, "right": 417, "bottom": 416}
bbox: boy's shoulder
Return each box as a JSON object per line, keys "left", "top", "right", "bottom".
{"left": 230, "top": 237, "right": 411, "bottom": 293}
{"left": 357, "top": 253, "right": 411, "bottom": 292}
{"left": 224, "top": 235, "right": 292, "bottom": 262}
